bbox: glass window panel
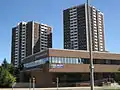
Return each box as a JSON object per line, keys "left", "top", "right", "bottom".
{"left": 51, "top": 57, "right": 53, "bottom": 63}
{"left": 71, "top": 58, "right": 73, "bottom": 64}
{"left": 61, "top": 57, "right": 63, "bottom": 63}
{"left": 78, "top": 58, "right": 81, "bottom": 64}
{"left": 72, "top": 58, "right": 75, "bottom": 64}
{"left": 64, "top": 57, "right": 67, "bottom": 63}
{"left": 49, "top": 57, "right": 52, "bottom": 63}
{"left": 65, "top": 57, "right": 66, "bottom": 63}
{"left": 70, "top": 58, "right": 72, "bottom": 64}
{"left": 60, "top": 57, "right": 63, "bottom": 63}
{"left": 51, "top": 57, "right": 54, "bottom": 63}
{"left": 81, "top": 58, "right": 85, "bottom": 64}
{"left": 53, "top": 57, "right": 55, "bottom": 63}
{"left": 42, "top": 59, "right": 44, "bottom": 64}
{"left": 68, "top": 57, "right": 70, "bottom": 64}
{"left": 61, "top": 57, "right": 62, "bottom": 63}
{"left": 63, "top": 57, "right": 65, "bottom": 63}
{"left": 58, "top": 57, "right": 61, "bottom": 63}
{"left": 62, "top": 57, "right": 65, "bottom": 63}
{"left": 66, "top": 57, "right": 69, "bottom": 64}
{"left": 74, "top": 58, "right": 76, "bottom": 64}
{"left": 55, "top": 57, "right": 58, "bottom": 63}
{"left": 77, "top": 58, "right": 79, "bottom": 64}
{"left": 73, "top": 58, "right": 75, "bottom": 64}
{"left": 57, "top": 57, "right": 59, "bottom": 63}
{"left": 41, "top": 60, "right": 43, "bottom": 64}
{"left": 68, "top": 58, "right": 70, "bottom": 64}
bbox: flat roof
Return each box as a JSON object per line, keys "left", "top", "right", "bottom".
{"left": 23, "top": 48, "right": 120, "bottom": 63}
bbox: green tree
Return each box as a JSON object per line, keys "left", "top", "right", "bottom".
{"left": 114, "top": 73, "right": 120, "bottom": 82}
{"left": 2, "top": 58, "right": 15, "bottom": 75}
{"left": 0, "top": 66, "right": 16, "bottom": 87}
{"left": 2, "top": 58, "right": 8, "bottom": 69}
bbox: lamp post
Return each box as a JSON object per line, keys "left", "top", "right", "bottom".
{"left": 29, "top": 78, "right": 31, "bottom": 90}
{"left": 33, "top": 77, "right": 35, "bottom": 90}
{"left": 86, "top": 0, "right": 94, "bottom": 90}
{"left": 56, "top": 77, "right": 59, "bottom": 90}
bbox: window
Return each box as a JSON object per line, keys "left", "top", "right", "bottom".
{"left": 100, "top": 46, "right": 103, "bottom": 48}
{"left": 99, "top": 26, "right": 102, "bottom": 29}
{"left": 94, "top": 27, "right": 97, "bottom": 29}
{"left": 52, "top": 57, "right": 55, "bottom": 63}
{"left": 95, "top": 42, "right": 98, "bottom": 44}
{"left": 99, "top": 29, "right": 102, "bottom": 31}
{"left": 64, "top": 57, "right": 67, "bottom": 63}
{"left": 100, "top": 43, "right": 103, "bottom": 45}
{"left": 93, "top": 15, "right": 96, "bottom": 17}
{"left": 93, "top": 11, "right": 96, "bottom": 15}
{"left": 99, "top": 17, "right": 102, "bottom": 20}
{"left": 99, "top": 32, "right": 102, "bottom": 34}
{"left": 58, "top": 57, "right": 61, "bottom": 63}
{"left": 99, "top": 23, "right": 102, "bottom": 26}
{"left": 100, "top": 37, "right": 102, "bottom": 40}
{"left": 73, "top": 58, "right": 76, "bottom": 64}
{"left": 100, "top": 34, "right": 102, "bottom": 37}
{"left": 95, "top": 48, "right": 98, "bottom": 50}
{"left": 93, "top": 9, "right": 96, "bottom": 12}
{"left": 100, "top": 49, "right": 103, "bottom": 51}
{"left": 95, "top": 45, "right": 98, "bottom": 47}
{"left": 94, "top": 35, "right": 97, "bottom": 38}
{"left": 94, "top": 23, "right": 97, "bottom": 26}
{"left": 93, "top": 17, "right": 96, "bottom": 20}
{"left": 69, "top": 58, "right": 72, "bottom": 64}
{"left": 98, "top": 15, "right": 101, "bottom": 18}
{"left": 54, "top": 57, "right": 57, "bottom": 63}
{"left": 49, "top": 57, "right": 52, "bottom": 63}
{"left": 66, "top": 57, "right": 69, "bottom": 64}
{"left": 94, "top": 20, "right": 96, "bottom": 23}
{"left": 94, "top": 39, "right": 97, "bottom": 41}
{"left": 62, "top": 57, "right": 65, "bottom": 63}
{"left": 72, "top": 58, "right": 75, "bottom": 64}
{"left": 75, "top": 58, "right": 78, "bottom": 64}
{"left": 94, "top": 33, "right": 97, "bottom": 35}
{"left": 78, "top": 58, "right": 81, "bottom": 64}
{"left": 94, "top": 30, "right": 97, "bottom": 32}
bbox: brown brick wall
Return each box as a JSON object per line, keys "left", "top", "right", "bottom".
{"left": 49, "top": 64, "right": 120, "bottom": 73}
{"left": 49, "top": 49, "right": 120, "bottom": 60}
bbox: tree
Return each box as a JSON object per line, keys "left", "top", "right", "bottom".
{"left": 114, "top": 73, "right": 120, "bottom": 82}
{"left": 2, "top": 58, "right": 14, "bottom": 75}
{"left": 0, "top": 66, "right": 16, "bottom": 87}
{"left": 2, "top": 58, "right": 8, "bottom": 69}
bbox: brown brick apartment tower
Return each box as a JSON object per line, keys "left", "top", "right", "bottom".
{"left": 11, "top": 21, "right": 52, "bottom": 67}
{"left": 63, "top": 4, "right": 105, "bottom": 51}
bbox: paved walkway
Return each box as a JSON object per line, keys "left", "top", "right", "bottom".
{"left": 0, "top": 87, "right": 103, "bottom": 90}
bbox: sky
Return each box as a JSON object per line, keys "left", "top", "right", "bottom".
{"left": 0, "top": 0, "right": 120, "bottom": 63}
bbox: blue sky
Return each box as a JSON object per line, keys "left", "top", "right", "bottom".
{"left": 0, "top": 0, "right": 120, "bottom": 63}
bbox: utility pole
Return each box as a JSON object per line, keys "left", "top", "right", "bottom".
{"left": 29, "top": 78, "right": 31, "bottom": 90}
{"left": 33, "top": 77, "right": 35, "bottom": 90}
{"left": 56, "top": 77, "right": 59, "bottom": 90}
{"left": 86, "top": 0, "right": 94, "bottom": 90}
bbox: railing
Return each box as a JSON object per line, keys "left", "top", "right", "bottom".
{"left": 53, "top": 78, "right": 115, "bottom": 87}
{"left": 12, "top": 82, "right": 33, "bottom": 88}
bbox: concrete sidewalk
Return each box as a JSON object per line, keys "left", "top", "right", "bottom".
{"left": 0, "top": 87, "right": 103, "bottom": 90}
